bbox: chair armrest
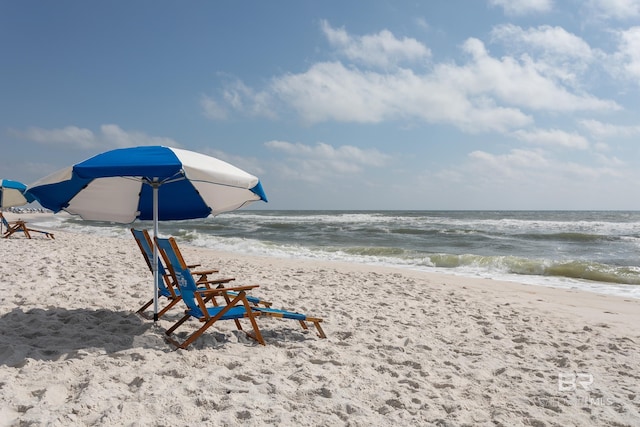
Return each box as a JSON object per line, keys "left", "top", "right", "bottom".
{"left": 191, "top": 268, "right": 220, "bottom": 275}
{"left": 195, "top": 284, "right": 259, "bottom": 295}
{"left": 198, "top": 277, "right": 236, "bottom": 286}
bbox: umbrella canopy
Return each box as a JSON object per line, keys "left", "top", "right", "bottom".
{"left": 28, "top": 146, "right": 267, "bottom": 222}
{"left": 0, "top": 179, "right": 35, "bottom": 208}
{"left": 28, "top": 145, "right": 267, "bottom": 320}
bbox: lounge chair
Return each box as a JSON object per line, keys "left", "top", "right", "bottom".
{"left": 251, "top": 306, "right": 326, "bottom": 339}
{"left": 156, "top": 236, "right": 326, "bottom": 349}
{"left": 155, "top": 236, "right": 266, "bottom": 348}
{"left": 1, "top": 212, "right": 54, "bottom": 239}
{"left": 131, "top": 229, "right": 271, "bottom": 320}
{"left": 131, "top": 228, "right": 236, "bottom": 320}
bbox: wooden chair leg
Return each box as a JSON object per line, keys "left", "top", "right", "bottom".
{"left": 156, "top": 298, "right": 182, "bottom": 318}
{"left": 166, "top": 313, "right": 191, "bottom": 336}
{"left": 136, "top": 299, "right": 154, "bottom": 319}
{"left": 313, "top": 320, "right": 326, "bottom": 339}
{"left": 178, "top": 321, "right": 211, "bottom": 349}
{"left": 242, "top": 298, "right": 265, "bottom": 346}
{"left": 297, "top": 318, "right": 326, "bottom": 339}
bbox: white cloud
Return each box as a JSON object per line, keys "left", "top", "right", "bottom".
{"left": 98, "top": 125, "right": 177, "bottom": 148}
{"left": 420, "top": 144, "right": 634, "bottom": 209}
{"left": 270, "top": 60, "right": 532, "bottom": 132}
{"left": 466, "top": 148, "right": 621, "bottom": 185}
{"left": 14, "top": 126, "right": 97, "bottom": 149}
{"left": 561, "top": 161, "right": 623, "bottom": 179}
{"left": 585, "top": 0, "right": 640, "bottom": 20}
{"left": 320, "top": 20, "right": 431, "bottom": 68}
{"left": 593, "top": 152, "right": 625, "bottom": 167}
{"left": 490, "top": 24, "right": 595, "bottom": 61}
{"left": 270, "top": 62, "right": 395, "bottom": 124}
{"left": 593, "top": 141, "right": 610, "bottom": 152}
{"left": 489, "top": 24, "right": 601, "bottom": 89}
{"left": 13, "top": 125, "right": 179, "bottom": 149}
{"left": 613, "top": 26, "right": 640, "bottom": 82}
{"left": 201, "top": 80, "right": 276, "bottom": 121}
{"left": 201, "top": 95, "right": 228, "bottom": 120}
{"left": 455, "top": 38, "right": 617, "bottom": 112}
{"left": 488, "top": 0, "right": 553, "bottom": 16}
{"left": 579, "top": 119, "right": 640, "bottom": 138}
{"left": 415, "top": 17, "right": 430, "bottom": 31}
{"left": 212, "top": 23, "right": 619, "bottom": 135}
{"left": 223, "top": 81, "right": 277, "bottom": 119}
{"left": 469, "top": 149, "right": 550, "bottom": 177}
{"left": 512, "top": 128, "right": 590, "bottom": 149}
{"left": 265, "top": 140, "right": 390, "bottom": 182}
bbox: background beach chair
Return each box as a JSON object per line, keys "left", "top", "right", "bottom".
{"left": 155, "top": 236, "right": 265, "bottom": 348}
{"left": 1, "top": 212, "right": 54, "bottom": 239}
{"left": 157, "top": 236, "right": 326, "bottom": 348}
{"left": 131, "top": 228, "right": 236, "bottom": 320}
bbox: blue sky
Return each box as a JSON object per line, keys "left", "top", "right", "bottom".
{"left": 3, "top": 0, "right": 640, "bottom": 210}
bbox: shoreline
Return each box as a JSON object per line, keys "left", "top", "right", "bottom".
{"left": 11, "top": 210, "right": 640, "bottom": 301}
{"left": 1, "top": 229, "right": 639, "bottom": 425}
{"left": 188, "top": 243, "right": 640, "bottom": 332}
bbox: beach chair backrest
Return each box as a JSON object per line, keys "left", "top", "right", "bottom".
{"left": 155, "top": 237, "right": 202, "bottom": 315}
{"left": 131, "top": 229, "right": 170, "bottom": 293}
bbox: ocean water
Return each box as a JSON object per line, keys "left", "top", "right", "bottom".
{"left": 34, "top": 210, "right": 640, "bottom": 299}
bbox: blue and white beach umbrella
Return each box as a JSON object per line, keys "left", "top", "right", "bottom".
{"left": 0, "top": 179, "right": 34, "bottom": 208}
{"left": 28, "top": 146, "right": 267, "bottom": 319}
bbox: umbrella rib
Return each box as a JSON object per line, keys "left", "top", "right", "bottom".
{"left": 141, "top": 173, "right": 185, "bottom": 186}
{"left": 183, "top": 178, "right": 255, "bottom": 190}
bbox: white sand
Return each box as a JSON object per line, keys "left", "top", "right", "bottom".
{"left": 0, "top": 227, "right": 639, "bottom": 426}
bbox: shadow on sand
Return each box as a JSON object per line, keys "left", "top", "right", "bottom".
{"left": 0, "top": 307, "right": 157, "bottom": 367}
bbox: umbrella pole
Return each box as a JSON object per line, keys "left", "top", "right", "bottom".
{"left": 152, "top": 183, "right": 159, "bottom": 322}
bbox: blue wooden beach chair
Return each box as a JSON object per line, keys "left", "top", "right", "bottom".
{"left": 1, "top": 212, "right": 54, "bottom": 239}
{"left": 156, "top": 236, "right": 326, "bottom": 349}
{"left": 131, "top": 229, "right": 271, "bottom": 320}
{"left": 155, "top": 236, "right": 266, "bottom": 348}
{"left": 131, "top": 228, "right": 236, "bottom": 320}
